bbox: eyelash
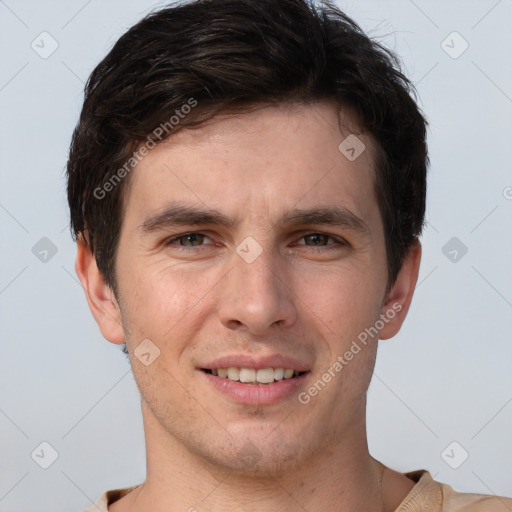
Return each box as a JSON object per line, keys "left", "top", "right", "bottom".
{"left": 165, "top": 232, "right": 348, "bottom": 251}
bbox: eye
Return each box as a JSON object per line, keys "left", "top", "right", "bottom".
{"left": 166, "top": 233, "right": 213, "bottom": 248}
{"left": 164, "top": 231, "right": 347, "bottom": 252}
{"left": 296, "top": 232, "right": 346, "bottom": 248}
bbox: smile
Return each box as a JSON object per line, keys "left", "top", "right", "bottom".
{"left": 202, "top": 367, "right": 306, "bottom": 385}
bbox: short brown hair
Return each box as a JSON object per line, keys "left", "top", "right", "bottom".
{"left": 67, "top": 0, "right": 428, "bottom": 297}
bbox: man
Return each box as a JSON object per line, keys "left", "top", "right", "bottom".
{"left": 67, "top": 0, "right": 511, "bottom": 510}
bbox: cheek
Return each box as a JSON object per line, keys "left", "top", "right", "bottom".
{"left": 297, "top": 264, "right": 385, "bottom": 341}
{"left": 118, "top": 267, "right": 211, "bottom": 402}
{"left": 119, "top": 260, "right": 218, "bottom": 347}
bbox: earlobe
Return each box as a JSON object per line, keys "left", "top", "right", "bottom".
{"left": 378, "top": 241, "right": 422, "bottom": 340}
{"left": 75, "top": 235, "right": 125, "bottom": 344}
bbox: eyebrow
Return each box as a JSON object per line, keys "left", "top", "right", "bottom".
{"left": 139, "top": 202, "right": 370, "bottom": 236}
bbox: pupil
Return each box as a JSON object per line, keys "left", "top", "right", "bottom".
{"left": 183, "top": 234, "right": 203, "bottom": 246}
{"left": 308, "top": 234, "right": 325, "bottom": 245}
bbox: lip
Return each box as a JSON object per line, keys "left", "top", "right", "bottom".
{"left": 199, "top": 354, "right": 311, "bottom": 372}
{"left": 200, "top": 369, "right": 311, "bottom": 405}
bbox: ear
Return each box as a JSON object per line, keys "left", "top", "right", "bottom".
{"left": 378, "top": 241, "right": 422, "bottom": 340}
{"left": 75, "top": 235, "right": 125, "bottom": 344}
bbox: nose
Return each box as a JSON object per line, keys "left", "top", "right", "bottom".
{"left": 217, "top": 246, "right": 297, "bottom": 335}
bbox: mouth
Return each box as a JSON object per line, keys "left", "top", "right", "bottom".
{"left": 198, "top": 355, "right": 312, "bottom": 405}
{"left": 201, "top": 367, "right": 308, "bottom": 385}
{"left": 200, "top": 366, "right": 311, "bottom": 405}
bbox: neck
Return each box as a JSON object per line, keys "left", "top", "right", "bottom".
{"left": 118, "top": 401, "right": 388, "bottom": 512}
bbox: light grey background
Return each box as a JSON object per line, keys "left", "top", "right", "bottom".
{"left": 0, "top": 1, "right": 511, "bottom": 511}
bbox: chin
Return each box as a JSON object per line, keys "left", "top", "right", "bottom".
{"left": 203, "top": 429, "right": 315, "bottom": 477}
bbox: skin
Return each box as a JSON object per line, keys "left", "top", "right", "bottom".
{"left": 76, "top": 101, "right": 421, "bottom": 512}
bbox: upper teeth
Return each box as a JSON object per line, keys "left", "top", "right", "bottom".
{"left": 210, "top": 367, "right": 298, "bottom": 384}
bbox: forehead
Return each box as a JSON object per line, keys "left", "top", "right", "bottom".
{"left": 122, "top": 102, "right": 381, "bottom": 232}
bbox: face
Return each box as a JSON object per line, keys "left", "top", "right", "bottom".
{"left": 79, "top": 102, "right": 418, "bottom": 476}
